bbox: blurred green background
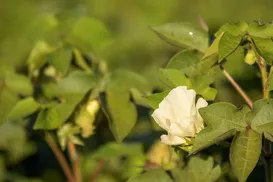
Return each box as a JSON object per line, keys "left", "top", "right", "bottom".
{"left": 1, "top": 0, "right": 272, "bottom": 181}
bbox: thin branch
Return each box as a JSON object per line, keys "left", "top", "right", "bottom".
{"left": 221, "top": 67, "right": 253, "bottom": 110}
{"left": 44, "top": 133, "right": 75, "bottom": 182}
{"left": 68, "top": 142, "right": 82, "bottom": 182}
{"left": 89, "top": 159, "right": 105, "bottom": 182}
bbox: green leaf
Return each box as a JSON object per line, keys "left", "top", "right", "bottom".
{"left": 66, "top": 16, "right": 112, "bottom": 54}
{"left": 127, "top": 168, "right": 173, "bottom": 182}
{"left": 33, "top": 108, "right": 62, "bottom": 130}
{"left": 48, "top": 47, "right": 72, "bottom": 76}
{"left": 73, "top": 48, "right": 92, "bottom": 72}
{"left": 185, "top": 157, "right": 221, "bottom": 182}
{"left": 152, "top": 22, "right": 208, "bottom": 52}
{"left": 104, "top": 70, "right": 152, "bottom": 142}
{"left": 5, "top": 72, "right": 33, "bottom": 96}
{"left": 159, "top": 69, "right": 191, "bottom": 88}
{"left": 145, "top": 91, "right": 169, "bottom": 109}
{"left": 0, "top": 88, "right": 18, "bottom": 123}
{"left": 249, "top": 99, "right": 273, "bottom": 135}
{"left": 51, "top": 71, "right": 98, "bottom": 96}
{"left": 230, "top": 129, "right": 262, "bottom": 182}
{"left": 218, "top": 32, "right": 242, "bottom": 62}
{"left": 252, "top": 37, "right": 273, "bottom": 65}
{"left": 167, "top": 50, "right": 217, "bottom": 77}
{"left": 248, "top": 22, "right": 273, "bottom": 38}
{"left": 7, "top": 97, "right": 40, "bottom": 121}
{"left": 191, "top": 103, "right": 248, "bottom": 154}
{"left": 190, "top": 67, "right": 220, "bottom": 100}
{"left": 202, "top": 32, "right": 224, "bottom": 60}
{"left": 27, "top": 40, "right": 54, "bottom": 76}
{"left": 92, "top": 142, "right": 143, "bottom": 160}
{"left": 215, "top": 22, "right": 248, "bottom": 37}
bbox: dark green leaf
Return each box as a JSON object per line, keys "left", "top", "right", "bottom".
{"left": 92, "top": 142, "right": 143, "bottom": 160}
{"left": 105, "top": 70, "right": 152, "bottom": 142}
{"left": 152, "top": 22, "right": 208, "bottom": 52}
{"left": 191, "top": 103, "right": 248, "bottom": 154}
{"left": 127, "top": 168, "right": 173, "bottom": 182}
{"left": 230, "top": 129, "right": 262, "bottom": 182}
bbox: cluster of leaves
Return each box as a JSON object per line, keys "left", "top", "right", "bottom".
{"left": 147, "top": 21, "right": 273, "bottom": 182}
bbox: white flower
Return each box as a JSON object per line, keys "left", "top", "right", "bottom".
{"left": 151, "top": 86, "right": 208, "bottom": 146}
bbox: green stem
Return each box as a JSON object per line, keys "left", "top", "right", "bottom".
{"left": 254, "top": 49, "right": 272, "bottom": 182}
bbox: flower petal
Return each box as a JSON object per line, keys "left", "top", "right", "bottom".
{"left": 196, "top": 98, "right": 208, "bottom": 110}
{"left": 194, "top": 97, "right": 208, "bottom": 132}
{"left": 152, "top": 109, "right": 171, "bottom": 131}
{"left": 169, "top": 121, "right": 195, "bottom": 137}
{"left": 160, "top": 134, "right": 186, "bottom": 145}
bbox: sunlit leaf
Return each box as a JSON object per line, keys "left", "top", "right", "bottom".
{"left": 215, "top": 22, "right": 248, "bottom": 37}
{"left": 7, "top": 97, "right": 40, "bottom": 121}
{"left": 252, "top": 37, "right": 273, "bottom": 65}
{"left": 218, "top": 32, "right": 242, "bottom": 62}
{"left": 248, "top": 22, "right": 273, "bottom": 38}
{"left": 202, "top": 32, "right": 224, "bottom": 60}
{"left": 152, "top": 22, "right": 208, "bottom": 52}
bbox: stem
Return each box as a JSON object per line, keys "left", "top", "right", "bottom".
{"left": 44, "top": 133, "right": 75, "bottom": 182}
{"left": 68, "top": 142, "right": 82, "bottom": 182}
{"left": 253, "top": 48, "right": 273, "bottom": 182}
{"left": 221, "top": 67, "right": 253, "bottom": 110}
{"left": 89, "top": 160, "right": 105, "bottom": 182}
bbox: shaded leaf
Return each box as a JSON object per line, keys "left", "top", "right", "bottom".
{"left": 187, "top": 157, "right": 221, "bottom": 182}
{"left": 152, "top": 22, "right": 208, "bottom": 52}
{"left": 92, "top": 142, "right": 143, "bottom": 160}
{"left": 230, "top": 129, "right": 262, "bottom": 182}
{"left": 105, "top": 70, "right": 151, "bottom": 142}
{"left": 127, "top": 168, "right": 173, "bottom": 182}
